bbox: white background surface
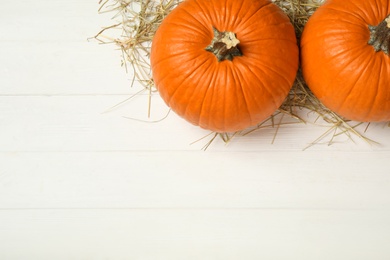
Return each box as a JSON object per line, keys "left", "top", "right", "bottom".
{"left": 1, "top": 1, "right": 390, "bottom": 259}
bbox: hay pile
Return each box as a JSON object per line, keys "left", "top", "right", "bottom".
{"left": 95, "top": 0, "right": 379, "bottom": 147}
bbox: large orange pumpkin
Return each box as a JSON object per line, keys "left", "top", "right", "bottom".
{"left": 151, "top": 0, "right": 299, "bottom": 132}
{"left": 301, "top": 0, "right": 390, "bottom": 122}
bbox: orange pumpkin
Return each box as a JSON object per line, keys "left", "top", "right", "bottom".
{"left": 301, "top": 0, "right": 390, "bottom": 122}
{"left": 151, "top": 0, "right": 299, "bottom": 132}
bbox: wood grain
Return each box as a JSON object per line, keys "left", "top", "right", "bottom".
{"left": 1, "top": 209, "right": 389, "bottom": 260}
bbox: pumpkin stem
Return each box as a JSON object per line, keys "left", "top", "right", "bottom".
{"left": 368, "top": 14, "right": 390, "bottom": 55}
{"left": 205, "top": 27, "right": 242, "bottom": 62}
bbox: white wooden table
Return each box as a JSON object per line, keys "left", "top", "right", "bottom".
{"left": 1, "top": 1, "right": 390, "bottom": 259}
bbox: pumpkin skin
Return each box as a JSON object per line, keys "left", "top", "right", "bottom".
{"left": 151, "top": 0, "right": 299, "bottom": 132}
{"left": 301, "top": 0, "right": 390, "bottom": 122}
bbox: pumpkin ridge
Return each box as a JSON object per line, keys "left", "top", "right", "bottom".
{"left": 243, "top": 47, "right": 299, "bottom": 69}
{"left": 237, "top": 61, "right": 281, "bottom": 110}
{"left": 241, "top": 28, "right": 297, "bottom": 46}
{"left": 230, "top": 0, "right": 246, "bottom": 29}
{"left": 180, "top": 60, "right": 217, "bottom": 122}
{"left": 307, "top": 28, "right": 369, "bottom": 41}
{"left": 166, "top": 56, "right": 213, "bottom": 105}
{"left": 328, "top": 50, "right": 374, "bottom": 113}
{"left": 151, "top": 51, "right": 194, "bottom": 70}
{"left": 152, "top": 54, "right": 198, "bottom": 90}
{"left": 221, "top": 65, "right": 231, "bottom": 130}
{"left": 247, "top": 56, "right": 296, "bottom": 92}
{"left": 330, "top": 42, "right": 367, "bottom": 58}
{"left": 228, "top": 64, "right": 254, "bottom": 126}
{"left": 155, "top": 52, "right": 207, "bottom": 101}
{"left": 322, "top": 6, "right": 366, "bottom": 23}
{"left": 198, "top": 63, "right": 219, "bottom": 129}
{"left": 364, "top": 57, "right": 383, "bottom": 120}
{"left": 166, "top": 21, "right": 209, "bottom": 40}
{"left": 176, "top": 7, "right": 211, "bottom": 36}
{"left": 310, "top": 18, "right": 367, "bottom": 29}
{"left": 186, "top": 60, "right": 218, "bottom": 126}
{"left": 238, "top": 2, "right": 279, "bottom": 31}
{"left": 242, "top": 36, "right": 297, "bottom": 45}
{"left": 203, "top": 64, "right": 247, "bottom": 132}
{"left": 302, "top": 42, "right": 366, "bottom": 77}
{"left": 373, "top": 1, "right": 381, "bottom": 20}
{"left": 344, "top": 0, "right": 381, "bottom": 22}
{"left": 239, "top": 1, "right": 274, "bottom": 26}
{"left": 191, "top": 0, "right": 214, "bottom": 27}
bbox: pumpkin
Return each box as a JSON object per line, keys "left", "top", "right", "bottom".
{"left": 301, "top": 0, "right": 390, "bottom": 122}
{"left": 150, "top": 0, "right": 299, "bottom": 132}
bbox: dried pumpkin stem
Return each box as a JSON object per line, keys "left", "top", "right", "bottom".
{"left": 205, "top": 27, "right": 242, "bottom": 62}
{"left": 368, "top": 14, "right": 390, "bottom": 55}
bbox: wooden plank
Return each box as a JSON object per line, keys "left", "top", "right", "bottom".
{"left": 0, "top": 1, "right": 107, "bottom": 43}
{"left": 0, "top": 0, "right": 134, "bottom": 95}
{"left": 0, "top": 41, "right": 135, "bottom": 95}
{"left": 0, "top": 208, "right": 389, "bottom": 259}
{"left": 1, "top": 151, "right": 390, "bottom": 209}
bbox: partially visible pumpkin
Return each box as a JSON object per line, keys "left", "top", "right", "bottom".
{"left": 301, "top": 0, "right": 390, "bottom": 122}
{"left": 151, "top": 0, "right": 299, "bottom": 132}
